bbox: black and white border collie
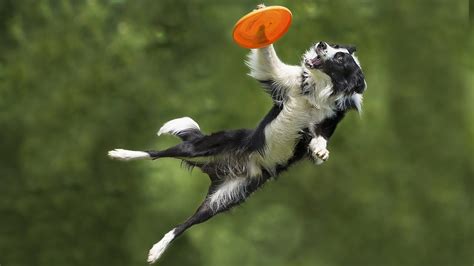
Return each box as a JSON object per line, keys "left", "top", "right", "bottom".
{"left": 108, "top": 41, "right": 366, "bottom": 263}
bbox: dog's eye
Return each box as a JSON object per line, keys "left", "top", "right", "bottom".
{"left": 334, "top": 53, "right": 344, "bottom": 61}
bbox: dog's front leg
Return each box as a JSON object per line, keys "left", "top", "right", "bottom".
{"left": 309, "top": 111, "right": 346, "bottom": 164}
{"left": 247, "top": 43, "right": 302, "bottom": 105}
{"left": 248, "top": 45, "right": 301, "bottom": 85}
{"left": 309, "top": 136, "right": 329, "bottom": 164}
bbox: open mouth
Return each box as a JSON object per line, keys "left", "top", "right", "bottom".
{"left": 305, "top": 55, "right": 323, "bottom": 69}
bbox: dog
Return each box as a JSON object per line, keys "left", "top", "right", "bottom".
{"left": 108, "top": 40, "right": 366, "bottom": 263}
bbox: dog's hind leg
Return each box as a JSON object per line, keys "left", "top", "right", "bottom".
{"left": 108, "top": 141, "right": 214, "bottom": 162}
{"left": 146, "top": 142, "right": 213, "bottom": 159}
{"left": 147, "top": 197, "right": 216, "bottom": 264}
{"left": 147, "top": 176, "right": 256, "bottom": 263}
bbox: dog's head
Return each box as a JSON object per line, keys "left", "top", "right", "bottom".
{"left": 303, "top": 41, "right": 366, "bottom": 95}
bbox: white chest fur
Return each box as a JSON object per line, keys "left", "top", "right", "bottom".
{"left": 256, "top": 83, "right": 337, "bottom": 174}
{"left": 259, "top": 96, "right": 311, "bottom": 170}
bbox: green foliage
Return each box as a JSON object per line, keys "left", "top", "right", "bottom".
{"left": 0, "top": 0, "right": 472, "bottom": 265}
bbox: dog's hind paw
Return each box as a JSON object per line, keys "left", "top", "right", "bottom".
{"left": 147, "top": 244, "right": 165, "bottom": 264}
{"left": 147, "top": 230, "right": 176, "bottom": 264}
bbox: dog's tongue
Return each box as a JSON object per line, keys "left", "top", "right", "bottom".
{"left": 311, "top": 56, "right": 322, "bottom": 67}
{"left": 305, "top": 56, "right": 323, "bottom": 69}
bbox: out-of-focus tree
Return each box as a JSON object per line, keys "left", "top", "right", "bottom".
{"left": 0, "top": 1, "right": 471, "bottom": 266}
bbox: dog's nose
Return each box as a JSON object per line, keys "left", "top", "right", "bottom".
{"left": 317, "top": 42, "right": 327, "bottom": 50}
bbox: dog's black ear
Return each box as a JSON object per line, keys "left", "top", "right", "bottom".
{"left": 346, "top": 45, "right": 356, "bottom": 54}
{"left": 348, "top": 69, "right": 365, "bottom": 93}
{"left": 337, "top": 44, "right": 357, "bottom": 54}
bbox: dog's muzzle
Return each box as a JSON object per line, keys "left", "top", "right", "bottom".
{"left": 305, "top": 56, "right": 323, "bottom": 69}
{"left": 305, "top": 41, "right": 327, "bottom": 69}
{"left": 316, "top": 41, "right": 327, "bottom": 50}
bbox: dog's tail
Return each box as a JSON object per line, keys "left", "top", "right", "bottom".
{"left": 157, "top": 117, "right": 203, "bottom": 141}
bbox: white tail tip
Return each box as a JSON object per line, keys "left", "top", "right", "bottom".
{"left": 157, "top": 117, "right": 200, "bottom": 136}
{"left": 108, "top": 149, "right": 150, "bottom": 161}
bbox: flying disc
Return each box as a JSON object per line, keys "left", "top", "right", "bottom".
{"left": 233, "top": 6, "right": 292, "bottom": 49}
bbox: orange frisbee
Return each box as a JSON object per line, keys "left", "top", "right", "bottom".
{"left": 233, "top": 6, "right": 292, "bottom": 49}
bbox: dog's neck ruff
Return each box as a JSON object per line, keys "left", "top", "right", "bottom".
{"left": 301, "top": 68, "right": 336, "bottom": 112}
{"left": 301, "top": 67, "right": 362, "bottom": 113}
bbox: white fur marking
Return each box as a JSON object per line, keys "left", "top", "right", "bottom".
{"left": 309, "top": 136, "right": 329, "bottom": 164}
{"left": 311, "top": 42, "right": 362, "bottom": 68}
{"left": 147, "top": 229, "right": 176, "bottom": 264}
{"left": 209, "top": 178, "right": 248, "bottom": 211}
{"left": 334, "top": 93, "right": 364, "bottom": 113}
{"left": 262, "top": 97, "right": 312, "bottom": 172}
{"left": 108, "top": 149, "right": 150, "bottom": 161}
{"left": 247, "top": 155, "right": 263, "bottom": 177}
{"left": 324, "top": 43, "right": 350, "bottom": 59}
{"left": 304, "top": 70, "right": 336, "bottom": 111}
{"left": 247, "top": 45, "right": 302, "bottom": 102}
{"left": 157, "top": 117, "right": 200, "bottom": 136}
{"left": 352, "top": 93, "right": 363, "bottom": 113}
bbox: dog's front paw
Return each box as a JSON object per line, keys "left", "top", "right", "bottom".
{"left": 309, "top": 136, "right": 329, "bottom": 164}
{"left": 313, "top": 148, "right": 329, "bottom": 164}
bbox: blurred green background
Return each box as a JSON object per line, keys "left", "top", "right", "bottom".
{"left": 0, "top": 0, "right": 472, "bottom": 265}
